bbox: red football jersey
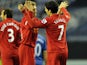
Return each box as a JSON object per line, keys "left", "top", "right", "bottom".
{"left": 0, "top": 18, "right": 20, "bottom": 52}
{"left": 25, "top": 8, "right": 71, "bottom": 52}
{"left": 20, "top": 10, "right": 38, "bottom": 47}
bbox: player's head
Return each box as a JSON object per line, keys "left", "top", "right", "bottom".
{"left": 0, "top": 9, "right": 13, "bottom": 20}
{"left": 24, "top": 1, "right": 37, "bottom": 16}
{"left": 45, "top": 1, "right": 58, "bottom": 16}
{"left": 29, "top": 1, "right": 37, "bottom": 16}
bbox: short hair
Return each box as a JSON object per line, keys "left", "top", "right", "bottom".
{"left": 45, "top": 1, "right": 58, "bottom": 13}
{"left": 4, "top": 9, "right": 13, "bottom": 18}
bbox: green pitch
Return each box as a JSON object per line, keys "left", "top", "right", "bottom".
{"left": 0, "top": 60, "right": 2, "bottom": 65}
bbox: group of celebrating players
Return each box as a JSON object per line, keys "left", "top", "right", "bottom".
{"left": 0, "top": 0, "right": 71, "bottom": 65}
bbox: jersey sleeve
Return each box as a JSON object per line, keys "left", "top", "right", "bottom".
{"left": 22, "top": 10, "right": 49, "bottom": 28}
{"left": 22, "top": 9, "right": 34, "bottom": 29}
{"left": 61, "top": 7, "right": 71, "bottom": 22}
{"left": 32, "top": 18, "right": 48, "bottom": 28}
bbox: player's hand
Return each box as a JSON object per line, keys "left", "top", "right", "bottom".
{"left": 18, "top": 4, "right": 25, "bottom": 12}
{"left": 57, "top": 2, "right": 68, "bottom": 14}
{"left": 59, "top": 1, "right": 68, "bottom": 9}
{"left": 24, "top": 1, "right": 31, "bottom": 10}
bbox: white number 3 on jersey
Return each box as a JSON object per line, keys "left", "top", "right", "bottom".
{"left": 7, "top": 29, "right": 14, "bottom": 42}
{"left": 58, "top": 25, "right": 64, "bottom": 40}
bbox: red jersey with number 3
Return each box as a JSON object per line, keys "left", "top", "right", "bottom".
{"left": 25, "top": 8, "right": 71, "bottom": 52}
{"left": 0, "top": 18, "right": 20, "bottom": 52}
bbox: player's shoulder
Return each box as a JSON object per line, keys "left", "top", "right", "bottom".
{"left": 41, "top": 15, "right": 56, "bottom": 23}
{"left": 12, "top": 19, "right": 20, "bottom": 25}
{"left": 32, "top": 17, "right": 40, "bottom": 22}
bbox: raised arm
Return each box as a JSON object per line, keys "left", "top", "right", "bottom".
{"left": 18, "top": 1, "right": 47, "bottom": 28}
{"left": 57, "top": 1, "right": 68, "bottom": 14}
{"left": 18, "top": 2, "right": 34, "bottom": 28}
{"left": 57, "top": 2, "right": 71, "bottom": 20}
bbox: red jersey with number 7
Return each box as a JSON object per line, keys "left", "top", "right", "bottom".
{"left": 0, "top": 18, "right": 20, "bottom": 52}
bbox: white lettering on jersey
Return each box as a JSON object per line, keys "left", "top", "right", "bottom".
{"left": 1, "top": 22, "right": 19, "bottom": 31}
{"left": 54, "top": 18, "right": 66, "bottom": 24}
{"left": 41, "top": 19, "right": 47, "bottom": 24}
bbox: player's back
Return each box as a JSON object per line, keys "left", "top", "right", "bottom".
{"left": 35, "top": 34, "right": 46, "bottom": 65}
{"left": 45, "top": 14, "right": 69, "bottom": 52}
{"left": 0, "top": 18, "right": 20, "bottom": 52}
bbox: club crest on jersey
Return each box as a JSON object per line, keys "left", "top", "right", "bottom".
{"left": 54, "top": 18, "right": 66, "bottom": 24}
{"left": 41, "top": 19, "right": 47, "bottom": 24}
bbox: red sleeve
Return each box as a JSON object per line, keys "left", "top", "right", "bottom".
{"left": 61, "top": 8, "right": 71, "bottom": 22}
{"left": 22, "top": 10, "right": 48, "bottom": 28}
{"left": 32, "top": 18, "right": 48, "bottom": 28}
{"left": 22, "top": 10, "right": 34, "bottom": 28}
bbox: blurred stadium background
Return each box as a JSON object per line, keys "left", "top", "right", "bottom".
{"left": 0, "top": 0, "right": 87, "bottom": 65}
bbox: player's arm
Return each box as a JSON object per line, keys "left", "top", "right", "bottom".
{"left": 57, "top": 2, "right": 71, "bottom": 20}
{"left": 57, "top": 1, "right": 68, "bottom": 14}
{"left": 22, "top": 10, "right": 47, "bottom": 28}
{"left": 24, "top": 1, "right": 49, "bottom": 28}
{"left": 18, "top": 3, "right": 34, "bottom": 28}
{"left": 18, "top": 1, "right": 47, "bottom": 28}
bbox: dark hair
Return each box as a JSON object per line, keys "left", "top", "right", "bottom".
{"left": 45, "top": 1, "right": 58, "bottom": 13}
{"left": 4, "top": 9, "right": 13, "bottom": 18}
{"left": 30, "top": 0, "right": 35, "bottom": 2}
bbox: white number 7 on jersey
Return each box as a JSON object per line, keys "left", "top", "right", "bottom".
{"left": 58, "top": 25, "right": 64, "bottom": 40}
